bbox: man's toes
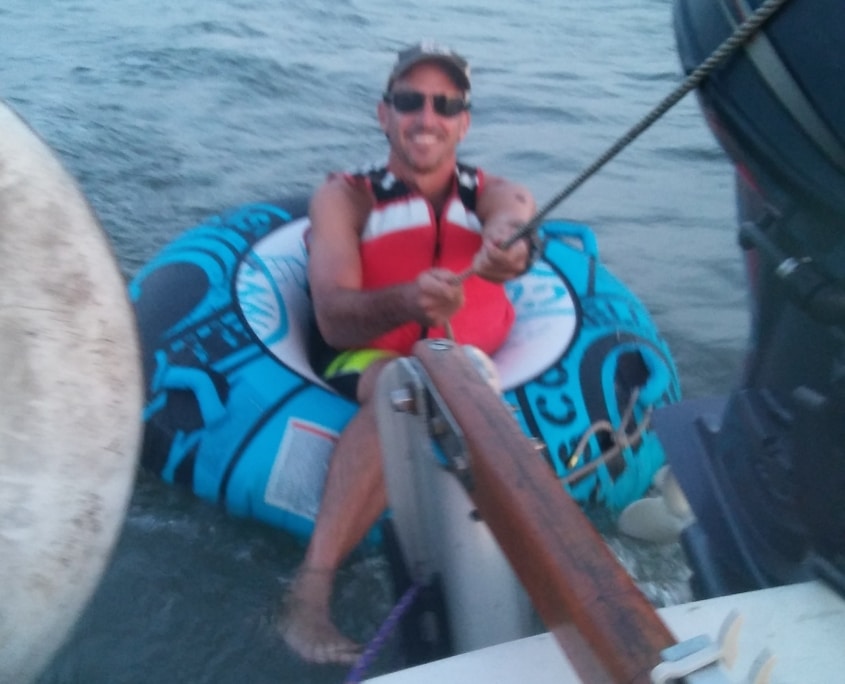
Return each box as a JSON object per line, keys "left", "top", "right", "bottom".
{"left": 314, "top": 641, "right": 362, "bottom": 666}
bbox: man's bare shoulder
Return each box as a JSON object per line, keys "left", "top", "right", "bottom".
{"left": 477, "top": 173, "right": 536, "bottom": 219}
{"left": 309, "top": 174, "right": 373, "bottom": 232}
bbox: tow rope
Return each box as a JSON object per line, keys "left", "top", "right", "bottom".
{"left": 343, "top": 582, "right": 422, "bottom": 683}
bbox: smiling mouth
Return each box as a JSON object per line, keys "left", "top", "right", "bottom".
{"left": 409, "top": 131, "right": 440, "bottom": 145}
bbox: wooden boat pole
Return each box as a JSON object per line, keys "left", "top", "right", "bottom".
{"left": 412, "top": 340, "right": 676, "bottom": 684}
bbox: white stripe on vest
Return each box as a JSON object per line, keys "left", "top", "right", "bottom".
{"left": 362, "top": 196, "right": 482, "bottom": 243}
{"left": 445, "top": 198, "right": 483, "bottom": 233}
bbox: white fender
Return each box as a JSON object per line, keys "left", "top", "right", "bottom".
{"left": 0, "top": 102, "right": 142, "bottom": 684}
{"left": 617, "top": 466, "right": 695, "bottom": 544}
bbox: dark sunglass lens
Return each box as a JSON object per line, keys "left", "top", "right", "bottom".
{"left": 432, "top": 95, "right": 467, "bottom": 117}
{"left": 390, "top": 91, "right": 425, "bottom": 113}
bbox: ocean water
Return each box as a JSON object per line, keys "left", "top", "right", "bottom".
{"left": 2, "top": 0, "right": 748, "bottom": 682}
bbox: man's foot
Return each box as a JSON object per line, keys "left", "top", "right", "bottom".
{"left": 279, "top": 597, "right": 362, "bottom": 665}
{"left": 278, "top": 570, "right": 362, "bottom": 665}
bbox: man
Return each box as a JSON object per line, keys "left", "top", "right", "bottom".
{"left": 280, "top": 41, "right": 537, "bottom": 665}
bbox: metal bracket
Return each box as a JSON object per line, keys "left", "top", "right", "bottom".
{"left": 419, "top": 350, "right": 475, "bottom": 491}
{"left": 386, "top": 342, "right": 476, "bottom": 490}
{"left": 651, "top": 611, "right": 775, "bottom": 684}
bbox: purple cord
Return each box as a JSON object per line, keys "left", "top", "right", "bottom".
{"left": 343, "top": 582, "right": 422, "bottom": 683}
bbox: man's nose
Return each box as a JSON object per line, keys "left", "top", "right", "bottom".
{"left": 416, "top": 98, "right": 440, "bottom": 123}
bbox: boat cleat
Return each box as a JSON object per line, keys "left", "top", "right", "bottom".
{"left": 651, "top": 610, "right": 775, "bottom": 684}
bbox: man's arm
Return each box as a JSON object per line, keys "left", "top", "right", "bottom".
{"left": 308, "top": 176, "right": 464, "bottom": 349}
{"left": 473, "top": 175, "right": 537, "bottom": 283}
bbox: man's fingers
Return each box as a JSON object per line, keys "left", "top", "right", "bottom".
{"left": 473, "top": 235, "right": 528, "bottom": 281}
{"left": 414, "top": 270, "right": 465, "bottom": 326}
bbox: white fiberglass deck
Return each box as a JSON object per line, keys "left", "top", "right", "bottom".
{"left": 366, "top": 581, "right": 845, "bottom": 684}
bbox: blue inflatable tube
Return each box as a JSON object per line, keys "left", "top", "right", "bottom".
{"left": 129, "top": 200, "right": 680, "bottom": 539}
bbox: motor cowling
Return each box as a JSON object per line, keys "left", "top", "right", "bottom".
{"left": 666, "top": 0, "right": 845, "bottom": 598}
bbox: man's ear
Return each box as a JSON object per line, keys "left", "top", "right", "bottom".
{"left": 458, "top": 111, "right": 471, "bottom": 141}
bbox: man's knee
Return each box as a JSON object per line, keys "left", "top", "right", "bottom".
{"left": 356, "top": 357, "right": 396, "bottom": 403}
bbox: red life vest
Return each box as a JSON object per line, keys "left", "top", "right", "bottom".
{"left": 352, "top": 163, "right": 515, "bottom": 356}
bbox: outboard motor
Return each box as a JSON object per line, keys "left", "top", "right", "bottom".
{"left": 662, "top": 0, "right": 845, "bottom": 598}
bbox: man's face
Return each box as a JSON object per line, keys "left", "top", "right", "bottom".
{"left": 378, "top": 61, "right": 470, "bottom": 176}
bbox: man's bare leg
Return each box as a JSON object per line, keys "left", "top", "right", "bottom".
{"left": 279, "top": 361, "right": 390, "bottom": 665}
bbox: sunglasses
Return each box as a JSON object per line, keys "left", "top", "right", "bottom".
{"left": 383, "top": 90, "right": 470, "bottom": 117}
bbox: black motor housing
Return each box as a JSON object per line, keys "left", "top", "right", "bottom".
{"left": 664, "top": 0, "right": 845, "bottom": 598}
